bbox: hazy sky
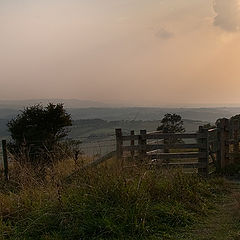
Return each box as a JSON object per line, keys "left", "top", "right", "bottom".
{"left": 1, "top": 0, "right": 240, "bottom": 106}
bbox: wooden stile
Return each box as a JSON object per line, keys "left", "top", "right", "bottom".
{"left": 113, "top": 121, "right": 234, "bottom": 176}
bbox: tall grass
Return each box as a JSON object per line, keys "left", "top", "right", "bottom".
{"left": 0, "top": 159, "right": 228, "bottom": 240}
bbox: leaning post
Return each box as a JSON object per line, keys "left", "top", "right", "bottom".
{"left": 2, "top": 140, "right": 9, "bottom": 181}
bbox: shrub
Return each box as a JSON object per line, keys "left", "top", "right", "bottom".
{"left": 7, "top": 103, "right": 72, "bottom": 165}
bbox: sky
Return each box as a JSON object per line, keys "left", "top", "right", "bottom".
{"left": 1, "top": 0, "right": 240, "bottom": 107}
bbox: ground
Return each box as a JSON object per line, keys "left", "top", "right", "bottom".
{"left": 172, "top": 180, "right": 240, "bottom": 240}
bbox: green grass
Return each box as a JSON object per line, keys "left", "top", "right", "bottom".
{"left": 171, "top": 181, "right": 240, "bottom": 240}
{"left": 0, "top": 159, "right": 230, "bottom": 240}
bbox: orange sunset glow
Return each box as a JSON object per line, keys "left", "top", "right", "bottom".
{"left": 1, "top": 0, "right": 240, "bottom": 106}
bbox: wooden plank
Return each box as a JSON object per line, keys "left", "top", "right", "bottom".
{"left": 151, "top": 161, "right": 206, "bottom": 169}
{"left": 122, "top": 132, "right": 205, "bottom": 141}
{"left": 146, "top": 143, "right": 199, "bottom": 150}
{"left": 123, "top": 143, "right": 200, "bottom": 152}
{"left": 147, "top": 133, "right": 199, "bottom": 140}
{"left": 122, "top": 135, "right": 139, "bottom": 141}
{"left": 149, "top": 152, "right": 205, "bottom": 159}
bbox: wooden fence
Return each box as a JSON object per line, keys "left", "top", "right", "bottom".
{"left": 2, "top": 117, "right": 240, "bottom": 180}
{"left": 115, "top": 118, "right": 236, "bottom": 176}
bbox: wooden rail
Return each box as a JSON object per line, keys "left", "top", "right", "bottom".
{"left": 115, "top": 118, "right": 232, "bottom": 176}
{"left": 3, "top": 117, "right": 240, "bottom": 179}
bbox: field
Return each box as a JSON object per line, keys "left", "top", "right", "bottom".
{"left": 0, "top": 118, "right": 207, "bottom": 157}
{"left": 1, "top": 157, "right": 238, "bottom": 240}
{"left": 1, "top": 106, "right": 240, "bottom": 239}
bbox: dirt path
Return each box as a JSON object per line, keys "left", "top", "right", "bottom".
{"left": 174, "top": 180, "right": 240, "bottom": 240}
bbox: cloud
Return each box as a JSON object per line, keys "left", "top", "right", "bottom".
{"left": 155, "top": 28, "right": 174, "bottom": 39}
{"left": 213, "top": 0, "right": 240, "bottom": 32}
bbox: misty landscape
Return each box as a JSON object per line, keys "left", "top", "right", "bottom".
{"left": 1, "top": 99, "right": 240, "bottom": 139}
{"left": 0, "top": 99, "right": 236, "bottom": 155}
{"left": 1, "top": 0, "right": 240, "bottom": 239}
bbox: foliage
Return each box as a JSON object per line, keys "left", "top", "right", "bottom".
{"left": 157, "top": 114, "right": 185, "bottom": 133}
{"left": 7, "top": 103, "right": 72, "bottom": 165}
{"left": 0, "top": 159, "right": 228, "bottom": 240}
{"left": 157, "top": 114, "right": 185, "bottom": 151}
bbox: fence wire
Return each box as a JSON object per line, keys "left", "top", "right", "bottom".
{"left": 3, "top": 137, "right": 117, "bottom": 163}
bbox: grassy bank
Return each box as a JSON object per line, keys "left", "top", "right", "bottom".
{"left": 0, "top": 159, "right": 229, "bottom": 240}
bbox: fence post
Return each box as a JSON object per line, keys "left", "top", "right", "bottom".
{"left": 130, "top": 130, "right": 135, "bottom": 159}
{"left": 115, "top": 129, "right": 123, "bottom": 161}
{"left": 233, "top": 119, "right": 239, "bottom": 163}
{"left": 138, "top": 130, "right": 147, "bottom": 161}
{"left": 216, "top": 118, "right": 230, "bottom": 170}
{"left": 216, "top": 124, "right": 221, "bottom": 172}
{"left": 2, "top": 140, "right": 9, "bottom": 181}
{"left": 198, "top": 126, "right": 209, "bottom": 176}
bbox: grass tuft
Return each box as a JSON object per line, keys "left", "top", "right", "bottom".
{"left": 0, "top": 159, "right": 229, "bottom": 240}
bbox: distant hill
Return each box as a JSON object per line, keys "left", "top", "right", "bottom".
{"left": 68, "top": 107, "right": 240, "bottom": 122}
{"left": 69, "top": 118, "right": 208, "bottom": 140}
{"left": 0, "top": 106, "right": 240, "bottom": 122}
{"left": 0, "top": 99, "right": 110, "bottom": 109}
{"left": 0, "top": 118, "right": 207, "bottom": 141}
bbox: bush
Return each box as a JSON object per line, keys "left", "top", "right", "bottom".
{"left": 7, "top": 103, "right": 72, "bottom": 165}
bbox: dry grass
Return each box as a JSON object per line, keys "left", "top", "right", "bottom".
{"left": 0, "top": 158, "right": 231, "bottom": 240}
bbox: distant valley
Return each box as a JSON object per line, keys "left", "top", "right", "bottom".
{"left": 0, "top": 101, "right": 240, "bottom": 141}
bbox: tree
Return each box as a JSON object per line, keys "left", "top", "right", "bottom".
{"left": 8, "top": 103, "right": 72, "bottom": 165}
{"left": 157, "top": 113, "right": 185, "bottom": 133}
{"left": 157, "top": 114, "right": 185, "bottom": 153}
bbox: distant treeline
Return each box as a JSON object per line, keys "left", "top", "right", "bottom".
{"left": 0, "top": 107, "right": 240, "bottom": 122}
{"left": 68, "top": 118, "right": 207, "bottom": 139}
{"left": 0, "top": 117, "right": 207, "bottom": 141}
